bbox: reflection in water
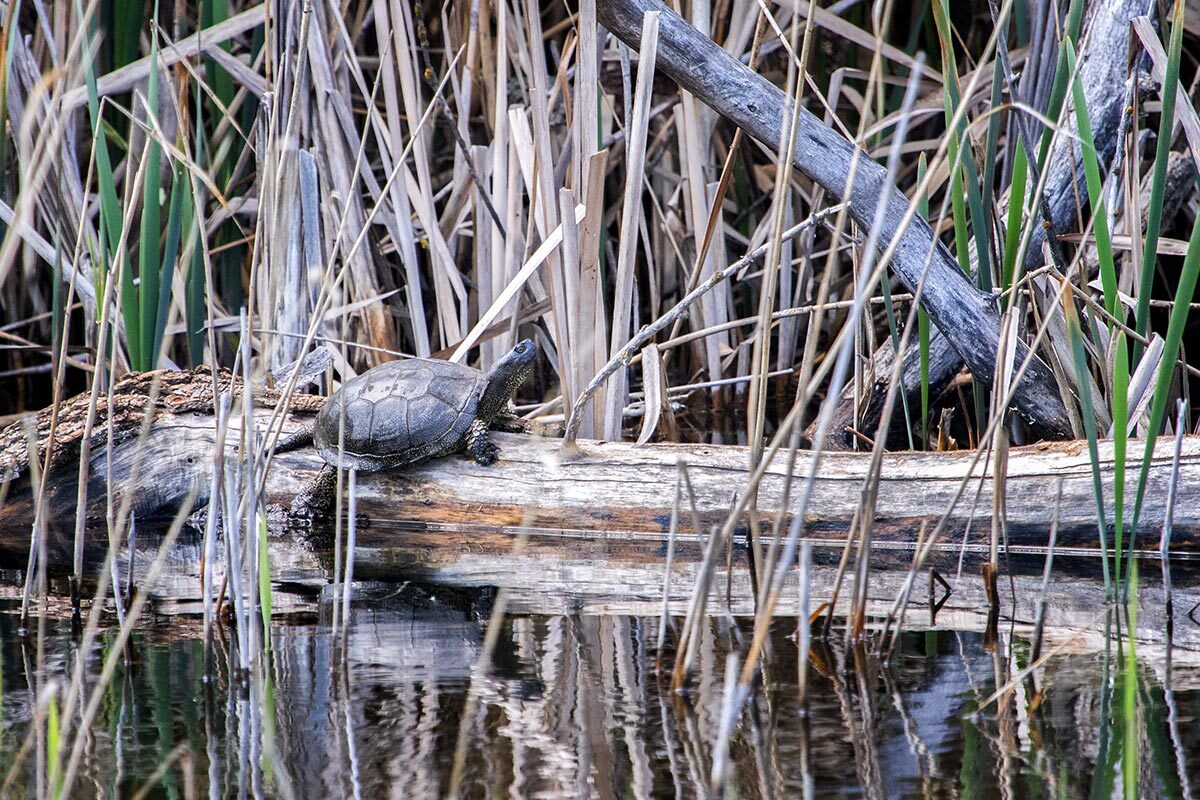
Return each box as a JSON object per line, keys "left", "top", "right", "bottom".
{"left": 2, "top": 587, "right": 1199, "bottom": 798}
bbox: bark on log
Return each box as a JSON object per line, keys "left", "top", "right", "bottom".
{"left": 3, "top": 413, "right": 1198, "bottom": 569}
{"left": 594, "top": 0, "right": 1072, "bottom": 438}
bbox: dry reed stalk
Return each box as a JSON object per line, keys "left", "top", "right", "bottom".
{"left": 656, "top": 464, "right": 685, "bottom": 660}
{"left": 602, "top": 11, "right": 660, "bottom": 439}
{"left": 1029, "top": 480, "right": 1064, "bottom": 666}
{"left": 57, "top": 490, "right": 199, "bottom": 796}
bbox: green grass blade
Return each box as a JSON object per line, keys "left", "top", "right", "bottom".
{"left": 1001, "top": 146, "right": 1028, "bottom": 303}
{"left": 1092, "top": 620, "right": 1122, "bottom": 799}
{"left": 932, "top": 0, "right": 991, "bottom": 289}
{"left": 258, "top": 512, "right": 273, "bottom": 636}
{"left": 1111, "top": 332, "right": 1128, "bottom": 585}
{"left": 155, "top": 163, "right": 188, "bottom": 362}
{"left": 186, "top": 55, "right": 207, "bottom": 365}
{"left": 80, "top": 0, "right": 126, "bottom": 312}
{"left": 185, "top": 222, "right": 205, "bottom": 364}
{"left": 136, "top": 31, "right": 163, "bottom": 371}
{"left": 109, "top": 0, "right": 144, "bottom": 71}
{"left": 1064, "top": 39, "right": 1118, "bottom": 318}
{"left": 1064, "top": 287, "right": 1111, "bottom": 591}
{"left": 980, "top": 60, "right": 1003, "bottom": 272}
{"left": 931, "top": 0, "right": 971, "bottom": 277}
{"left": 48, "top": 689, "right": 61, "bottom": 796}
{"left": 1133, "top": 0, "right": 1186, "bottom": 360}
{"left": 1122, "top": 560, "right": 1139, "bottom": 798}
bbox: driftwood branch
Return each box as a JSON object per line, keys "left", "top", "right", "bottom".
{"left": 591, "top": 0, "right": 1071, "bottom": 438}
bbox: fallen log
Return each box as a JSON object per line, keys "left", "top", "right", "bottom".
{"left": 3, "top": 412, "right": 1198, "bottom": 650}
{"left": 3, "top": 411, "right": 1198, "bottom": 567}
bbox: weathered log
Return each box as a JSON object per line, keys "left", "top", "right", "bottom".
{"left": 3, "top": 412, "right": 1199, "bottom": 566}
{"left": 594, "top": 0, "right": 1072, "bottom": 438}
{"left": 3, "top": 416, "right": 1198, "bottom": 648}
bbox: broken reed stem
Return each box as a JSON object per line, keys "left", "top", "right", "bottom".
{"left": 796, "top": 539, "right": 813, "bottom": 708}
{"left": 1030, "top": 480, "right": 1064, "bottom": 666}
{"left": 709, "top": 651, "right": 742, "bottom": 793}
{"left": 670, "top": 523, "right": 723, "bottom": 690}
{"left": 1161, "top": 399, "right": 1187, "bottom": 615}
{"left": 656, "top": 464, "right": 684, "bottom": 660}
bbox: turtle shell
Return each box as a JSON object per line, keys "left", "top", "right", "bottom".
{"left": 312, "top": 359, "right": 488, "bottom": 472}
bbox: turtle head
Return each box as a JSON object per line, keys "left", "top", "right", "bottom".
{"left": 480, "top": 338, "right": 537, "bottom": 420}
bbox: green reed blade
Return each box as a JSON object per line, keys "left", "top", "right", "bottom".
{"left": 932, "top": 0, "right": 990, "bottom": 289}
{"left": 136, "top": 32, "right": 162, "bottom": 371}
{"left": 1111, "top": 332, "right": 1128, "bottom": 585}
{"left": 1122, "top": 559, "right": 1139, "bottom": 798}
{"left": 1001, "top": 146, "right": 1027, "bottom": 303}
{"left": 1064, "top": 39, "right": 1117, "bottom": 318}
{"left": 47, "top": 689, "right": 61, "bottom": 796}
{"left": 80, "top": 0, "right": 126, "bottom": 314}
{"left": 980, "top": 60, "right": 1003, "bottom": 273}
{"left": 931, "top": 0, "right": 969, "bottom": 276}
{"left": 186, "top": 58, "right": 206, "bottom": 365}
{"left": 1134, "top": 0, "right": 1187, "bottom": 362}
{"left": 155, "top": 163, "right": 188, "bottom": 362}
{"left": 1065, "top": 289, "right": 1111, "bottom": 591}
{"left": 258, "top": 512, "right": 273, "bottom": 635}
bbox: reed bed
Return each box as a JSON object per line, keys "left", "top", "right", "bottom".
{"left": 0, "top": 0, "right": 1198, "bottom": 796}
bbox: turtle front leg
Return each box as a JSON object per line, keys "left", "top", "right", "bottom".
{"left": 465, "top": 418, "right": 499, "bottom": 465}
{"left": 275, "top": 422, "right": 315, "bottom": 454}
{"left": 290, "top": 463, "right": 338, "bottom": 519}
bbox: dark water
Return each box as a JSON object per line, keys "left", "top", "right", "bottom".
{"left": 2, "top": 585, "right": 1199, "bottom": 799}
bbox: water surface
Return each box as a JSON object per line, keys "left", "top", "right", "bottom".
{"left": 2, "top": 583, "right": 1198, "bottom": 798}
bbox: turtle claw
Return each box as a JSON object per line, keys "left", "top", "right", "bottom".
{"left": 473, "top": 440, "right": 499, "bottom": 466}
{"left": 466, "top": 417, "right": 499, "bottom": 465}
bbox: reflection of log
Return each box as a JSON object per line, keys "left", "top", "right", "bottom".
{"left": 3, "top": 413, "right": 1199, "bottom": 568}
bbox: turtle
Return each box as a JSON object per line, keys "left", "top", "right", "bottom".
{"left": 289, "top": 338, "right": 538, "bottom": 517}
